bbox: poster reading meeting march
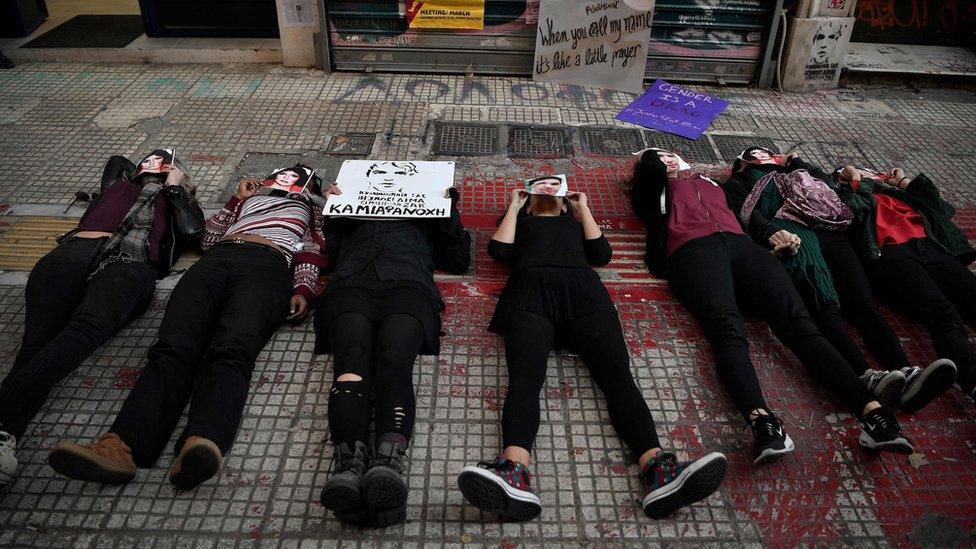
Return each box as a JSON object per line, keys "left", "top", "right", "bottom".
{"left": 325, "top": 160, "right": 454, "bottom": 219}
{"left": 532, "top": 0, "right": 655, "bottom": 93}
{"left": 407, "top": 0, "right": 485, "bottom": 29}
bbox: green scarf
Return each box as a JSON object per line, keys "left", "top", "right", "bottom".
{"left": 752, "top": 169, "right": 839, "bottom": 308}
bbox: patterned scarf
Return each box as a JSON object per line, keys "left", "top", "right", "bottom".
{"left": 742, "top": 168, "right": 840, "bottom": 307}
{"left": 89, "top": 176, "right": 164, "bottom": 279}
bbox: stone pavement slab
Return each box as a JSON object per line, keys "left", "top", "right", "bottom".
{"left": 0, "top": 63, "right": 975, "bottom": 547}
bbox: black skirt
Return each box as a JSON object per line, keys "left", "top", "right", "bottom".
{"left": 489, "top": 266, "right": 616, "bottom": 333}
{"left": 314, "top": 285, "right": 442, "bottom": 355}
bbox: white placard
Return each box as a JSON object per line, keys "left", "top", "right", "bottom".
{"left": 325, "top": 160, "right": 454, "bottom": 219}
{"left": 532, "top": 0, "right": 655, "bottom": 93}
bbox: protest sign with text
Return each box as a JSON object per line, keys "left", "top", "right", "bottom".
{"left": 532, "top": 0, "right": 655, "bottom": 93}
{"left": 325, "top": 160, "right": 454, "bottom": 219}
{"left": 615, "top": 79, "right": 728, "bottom": 140}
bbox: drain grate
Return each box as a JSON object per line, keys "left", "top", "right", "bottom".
{"left": 643, "top": 131, "right": 719, "bottom": 164}
{"left": 325, "top": 133, "right": 375, "bottom": 156}
{"left": 581, "top": 128, "right": 644, "bottom": 157}
{"left": 508, "top": 126, "right": 571, "bottom": 158}
{"left": 432, "top": 123, "right": 498, "bottom": 156}
{"left": 712, "top": 135, "right": 779, "bottom": 162}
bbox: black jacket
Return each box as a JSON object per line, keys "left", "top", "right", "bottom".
{"left": 628, "top": 174, "right": 746, "bottom": 278}
{"left": 61, "top": 155, "right": 205, "bottom": 278}
{"left": 320, "top": 187, "right": 471, "bottom": 309}
{"left": 723, "top": 157, "right": 833, "bottom": 247}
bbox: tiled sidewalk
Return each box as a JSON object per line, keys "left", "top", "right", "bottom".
{"left": 0, "top": 63, "right": 975, "bottom": 547}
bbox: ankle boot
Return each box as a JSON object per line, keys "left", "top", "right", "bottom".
{"left": 49, "top": 433, "right": 137, "bottom": 484}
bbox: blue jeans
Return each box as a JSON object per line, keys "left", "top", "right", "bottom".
{"left": 0, "top": 237, "right": 156, "bottom": 439}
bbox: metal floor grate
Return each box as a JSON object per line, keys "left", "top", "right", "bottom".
{"left": 643, "top": 131, "right": 719, "bottom": 163}
{"left": 432, "top": 123, "right": 498, "bottom": 156}
{"left": 580, "top": 128, "right": 644, "bottom": 157}
{"left": 507, "top": 125, "right": 571, "bottom": 158}
{"left": 712, "top": 135, "right": 779, "bottom": 162}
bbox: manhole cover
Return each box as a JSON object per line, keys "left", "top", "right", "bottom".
{"left": 508, "top": 126, "right": 571, "bottom": 158}
{"left": 432, "top": 123, "right": 498, "bottom": 156}
{"left": 326, "top": 133, "right": 375, "bottom": 156}
{"left": 581, "top": 128, "right": 644, "bottom": 157}
{"left": 711, "top": 135, "right": 779, "bottom": 162}
{"left": 642, "top": 131, "right": 719, "bottom": 164}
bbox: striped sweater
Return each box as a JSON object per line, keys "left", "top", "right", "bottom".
{"left": 203, "top": 194, "right": 327, "bottom": 299}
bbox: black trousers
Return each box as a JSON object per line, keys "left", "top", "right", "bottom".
{"left": 803, "top": 230, "right": 910, "bottom": 374}
{"left": 0, "top": 237, "right": 155, "bottom": 439}
{"left": 110, "top": 243, "right": 291, "bottom": 467}
{"left": 667, "top": 233, "right": 875, "bottom": 419}
{"left": 499, "top": 310, "right": 661, "bottom": 458}
{"left": 325, "top": 312, "right": 426, "bottom": 447}
{"left": 869, "top": 238, "right": 976, "bottom": 390}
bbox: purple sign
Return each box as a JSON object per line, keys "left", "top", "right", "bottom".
{"left": 615, "top": 80, "right": 729, "bottom": 140}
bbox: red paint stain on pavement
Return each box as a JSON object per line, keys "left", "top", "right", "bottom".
{"left": 114, "top": 367, "right": 142, "bottom": 389}
{"left": 249, "top": 528, "right": 262, "bottom": 540}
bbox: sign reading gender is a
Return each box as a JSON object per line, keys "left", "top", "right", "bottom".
{"left": 615, "top": 79, "right": 728, "bottom": 140}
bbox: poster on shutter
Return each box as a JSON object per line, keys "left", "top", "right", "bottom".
{"left": 280, "top": 0, "right": 316, "bottom": 27}
{"left": 325, "top": 160, "right": 454, "bottom": 219}
{"left": 615, "top": 80, "right": 728, "bottom": 140}
{"left": 407, "top": 0, "right": 486, "bottom": 29}
{"left": 532, "top": 0, "right": 655, "bottom": 93}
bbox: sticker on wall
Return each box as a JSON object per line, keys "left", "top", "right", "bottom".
{"left": 407, "top": 1, "right": 486, "bottom": 30}
{"left": 281, "top": 0, "right": 316, "bottom": 27}
{"left": 782, "top": 17, "right": 855, "bottom": 92}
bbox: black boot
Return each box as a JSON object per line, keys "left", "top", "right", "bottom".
{"left": 320, "top": 440, "right": 368, "bottom": 524}
{"left": 363, "top": 434, "right": 409, "bottom": 527}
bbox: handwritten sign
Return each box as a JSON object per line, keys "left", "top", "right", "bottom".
{"left": 615, "top": 79, "right": 728, "bottom": 140}
{"left": 325, "top": 160, "right": 453, "bottom": 219}
{"left": 407, "top": 0, "right": 485, "bottom": 30}
{"left": 532, "top": 0, "right": 655, "bottom": 93}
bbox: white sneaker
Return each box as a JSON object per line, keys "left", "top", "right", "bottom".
{"left": 0, "top": 430, "right": 17, "bottom": 488}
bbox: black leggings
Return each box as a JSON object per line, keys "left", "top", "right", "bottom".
{"left": 802, "top": 231, "right": 910, "bottom": 374}
{"left": 870, "top": 239, "right": 976, "bottom": 389}
{"left": 667, "top": 233, "right": 875, "bottom": 420}
{"left": 499, "top": 310, "right": 660, "bottom": 458}
{"left": 326, "top": 312, "right": 426, "bottom": 447}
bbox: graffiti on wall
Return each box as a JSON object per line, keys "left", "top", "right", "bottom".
{"left": 853, "top": 0, "right": 975, "bottom": 47}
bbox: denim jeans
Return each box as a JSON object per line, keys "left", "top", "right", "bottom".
{"left": 0, "top": 237, "right": 155, "bottom": 439}
{"left": 110, "top": 242, "right": 291, "bottom": 466}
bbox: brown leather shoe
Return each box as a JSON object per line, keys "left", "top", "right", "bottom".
{"left": 48, "top": 433, "right": 136, "bottom": 484}
{"left": 168, "top": 436, "right": 223, "bottom": 491}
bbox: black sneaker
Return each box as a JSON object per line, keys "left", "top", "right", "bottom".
{"left": 363, "top": 438, "right": 409, "bottom": 527}
{"left": 457, "top": 456, "right": 542, "bottom": 522}
{"left": 858, "top": 408, "right": 913, "bottom": 454}
{"left": 640, "top": 452, "right": 727, "bottom": 519}
{"left": 859, "top": 369, "right": 907, "bottom": 407}
{"left": 320, "top": 441, "right": 368, "bottom": 524}
{"left": 751, "top": 414, "right": 794, "bottom": 465}
{"left": 899, "top": 359, "right": 957, "bottom": 413}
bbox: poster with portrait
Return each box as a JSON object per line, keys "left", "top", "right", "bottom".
{"left": 524, "top": 174, "right": 567, "bottom": 196}
{"left": 263, "top": 165, "right": 314, "bottom": 194}
{"left": 782, "top": 17, "right": 854, "bottom": 91}
{"left": 325, "top": 160, "right": 454, "bottom": 219}
{"left": 133, "top": 148, "right": 175, "bottom": 178}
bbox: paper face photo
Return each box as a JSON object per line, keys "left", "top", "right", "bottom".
{"left": 133, "top": 148, "right": 174, "bottom": 177}
{"left": 326, "top": 160, "right": 454, "bottom": 219}
{"left": 263, "top": 166, "right": 314, "bottom": 194}
{"left": 524, "top": 175, "right": 567, "bottom": 197}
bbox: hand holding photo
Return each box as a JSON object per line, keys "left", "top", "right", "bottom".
{"left": 633, "top": 148, "right": 691, "bottom": 174}
{"left": 263, "top": 165, "right": 315, "bottom": 194}
{"left": 524, "top": 174, "right": 568, "bottom": 197}
{"left": 133, "top": 148, "right": 175, "bottom": 178}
